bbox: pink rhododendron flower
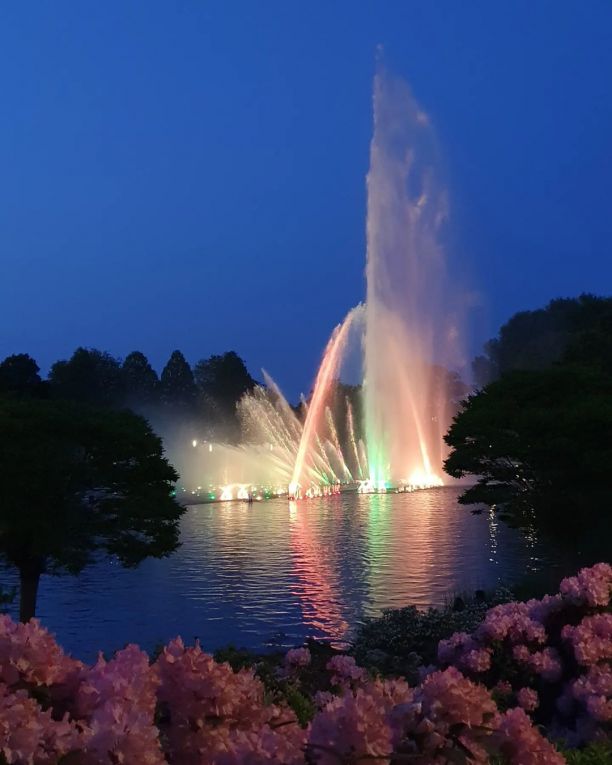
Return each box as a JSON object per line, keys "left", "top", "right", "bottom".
{"left": 494, "top": 707, "right": 565, "bottom": 764}
{"left": 529, "top": 648, "right": 563, "bottom": 682}
{"left": 309, "top": 678, "right": 411, "bottom": 764}
{"left": 156, "top": 637, "right": 289, "bottom": 764}
{"left": 326, "top": 654, "right": 366, "bottom": 685}
{"left": 76, "top": 644, "right": 159, "bottom": 718}
{"left": 438, "top": 632, "right": 492, "bottom": 673}
{"left": 437, "top": 631, "right": 473, "bottom": 663}
{"left": 216, "top": 724, "right": 307, "bottom": 765}
{"left": 391, "top": 668, "right": 498, "bottom": 763}
{"left": 517, "top": 687, "right": 539, "bottom": 712}
{"left": 562, "top": 613, "right": 612, "bottom": 666}
{"left": 313, "top": 690, "right": 335, "bottom": 709}
{"left": 571, "top": 664, "right": 612, "bottom": 722}
{"left": 478, "top": 602, "right": 546, "bottom": 645}
{"left": 284, "top": 647, "right": 311, "bottom": 668}
{"left": 560, "top": 563, "right": 612, "bottom": 607}
{"left": 0, "top": 684, "right": 86, "bottom": 764}
{"left": 512, "top": 645, "right": 562, "bottom": 681}
{"left": 0, "top": 615, "right": 83, "bottom": 689}
{"left": 76, "top": 644, "right": 165, "bottom": 764}
{"left": 462, "top": 647, "right": 492, "bottom": 673}
{"left": 416, "top": 667, "right": 497, "bottom": 730}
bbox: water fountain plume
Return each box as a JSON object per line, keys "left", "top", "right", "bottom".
{"left": 362, "top": 67, "right": 460, "bottom": 489}
{"left": 325, "top": 406, "right": 353, "bottom": 481}
{"left": 180, "top": 67, "right": 463, "bottom": 500}
{"left": 288, "top": 304, "right": 363, "bottom": 497}
{"left": 346, "top": 399, "right": 364, "bottom": 480}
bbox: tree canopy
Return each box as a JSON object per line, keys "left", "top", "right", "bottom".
{"left": 0, "top": 353, "right": 43, "bottom": 396}
{"left": 7, "top": 345, "right": 261, "bottom": 442}
{"left": 445, "top": 367, "right": 612, "bottom": 535}
{"left": 448, "top": 293, "right": 612, "bottom": 553}
{"left": 122, "top": 350, "right": 159, "bottom": 406}
{"left": 472, "top": 294, "right": 612, "bottom": 386}
{"left": 194, "top": 351, "right": 257, "bottom": 440}
{"left": 160, "top": 350, "right": 197, "bottom": 408}
{"left": 49, "top": 347, "right": 124, "bottom": 407}
{"left": 0, "top": 396, "right": 184, "bottom": 621}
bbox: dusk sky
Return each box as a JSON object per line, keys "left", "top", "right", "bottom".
{"left": 2, "top": 2, "right": 612, "bottom": 398}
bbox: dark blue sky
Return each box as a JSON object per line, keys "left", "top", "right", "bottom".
{"left": 2, "top": 2, "right": 611, "bottom": 398}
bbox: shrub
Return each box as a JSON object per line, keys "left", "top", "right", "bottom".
{"left": 352, "top": 587, "right": 513, "bottom": 679}
{"left": 437, "top": 563, "right": 612, "bottom": 746}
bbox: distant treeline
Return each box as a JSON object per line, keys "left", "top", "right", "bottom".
{"left": 0, "top": 347, "right": 470, "bottom": 451}
{"left": 0, "top": 348, "right": 258, "bottom": 442}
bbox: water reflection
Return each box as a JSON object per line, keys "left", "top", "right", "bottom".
{"left": 13, "top": 488, "right": 545, "bottom": 660}
{"left": 289, "top": 499, "right": 350, "bottom": 641}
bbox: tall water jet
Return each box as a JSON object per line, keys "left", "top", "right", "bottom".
{"left": 177, "top": 66, "right": 463, "bottom": 500}
{"left": 363, "top": 68, "right": 460, "bottom": 488}
{"left": 289, "top": 305, "right": 363, "bottom": 498}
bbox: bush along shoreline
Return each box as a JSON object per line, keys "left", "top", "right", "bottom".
{"left": 0, "top": 564, "right": 611, "bottom": 763}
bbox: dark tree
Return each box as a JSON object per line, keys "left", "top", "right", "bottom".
{"left": 444, "top": 367, "right": 612, "bottom": 546}
{"left": 0, "top": 354, "right": 42, "bottom": 396}
{"left": 194, "top": 351, "right": 256, "bottom": 440}
{"left": 122, "top": 351, "right": 159, "bottom": 406}
{"left": 0, "top": 396, "right": 184, "bottom": 621}
{"left": 471, "top": 294, "right": 612, "bottom": 386}
{"left": 160, "top": 350, "right": 197, "bottom": 408}
{"left": 49, "top": 347, "right": 124, "bottom": 407}
{"left": 194, "top": 351, "right": 256, "bottom": 404}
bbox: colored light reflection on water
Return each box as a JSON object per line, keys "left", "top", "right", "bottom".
{"left": 21, "top": 488, "right": 547, "bottom": 660}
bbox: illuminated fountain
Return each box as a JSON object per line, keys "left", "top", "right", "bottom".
{"left": 183, "top": 67, "right": 462, "bottom": 501}
{"left": 279, "top": 68, "right": 461, "bottom": 496}
{"left": 361, "top": 69, "right": 460, "bottom": 491}
{"left": 287, "top": 305, "right": 363, "bottom": 499}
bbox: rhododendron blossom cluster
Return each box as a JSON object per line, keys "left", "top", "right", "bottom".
{"left": 0, "top": 563, "right": 610, "bottom": 763}
{"left": 437, "top": 562, "right": 612, "bottom": 745}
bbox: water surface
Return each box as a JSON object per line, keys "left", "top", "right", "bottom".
{"left": 14, "top": 488, "right": 542, "bottom": 659}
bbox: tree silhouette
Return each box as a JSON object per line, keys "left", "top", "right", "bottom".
{"left": 0, "top": 354, "right": 42, "bottom": 396}
{"left": 160, "top": 350, "right": 197, "bottom": 409}
{"left": 471, "top": 294, "right": 612, "bottom": 387}
{"left": 0, "top": 396, "right": 183, "bottom": 621}
{"left": 194, "top": 351, "right": 256, "bottom": 440}
{"left": 122, "top": 351, "right": 159, "bottom": 406}
{"left": 49, "top": 347, "right": 124, "bottom": 407}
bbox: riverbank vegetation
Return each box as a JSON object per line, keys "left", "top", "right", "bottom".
{"left": 446, "top": 294, "right": 612, "bottom": 557}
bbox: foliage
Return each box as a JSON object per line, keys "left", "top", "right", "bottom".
{"left": 563, "top": 741, "right": 612, "bottom": 764}
{"left": 0, "top": 353, "right": 43, "bottom": 397}
{"left": 214, "top": 641, "right": 337, "bottom": 726}
{"left": 0, "top": 586, "right": 15, "bottom": 614}
{"left": 444, "top": 365, "right": 612, "bottom": 543}
{"left": 194, "top": 351, "right": 257, "bottom": 441}
{"left": 49, "top": 347, "right": 125, "bottom": 407}
{"left": 122, "top": 350, "right": 159, "bottom": 406}
{"left": 0, "top": 395, "right": 184, "bottom": 620}
{"left": 160, "top": 349, "right": 197, "bottom": 408}
{"left": 472, "top": 294, "right": 612, "bottom": 386}
{"left": 353, "top": 588, "right": 513, "bottom": 680}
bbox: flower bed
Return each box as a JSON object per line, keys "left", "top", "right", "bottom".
{"left": 0, "top": 563, "right": 610, "bottom": 763}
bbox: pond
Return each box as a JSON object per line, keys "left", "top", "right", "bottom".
{"left": 13, "top": 488, "right": 546, "bottom": 659}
